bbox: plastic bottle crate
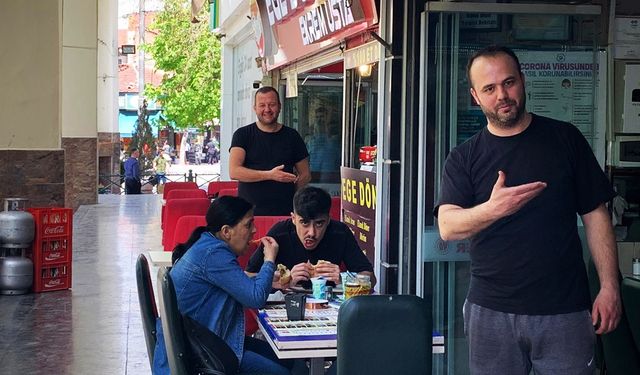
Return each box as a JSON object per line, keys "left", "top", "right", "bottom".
{"left": 28, "top": 207, "right": 73, "bottom": 238}
{"left": 33, "top": 236, "right": 72, "bottom": 265}
{"left": 27, "top": 207, "right": 73, "bottom": 292}
{"left": 33, "top": 263, "right": 71, "bottom": 292}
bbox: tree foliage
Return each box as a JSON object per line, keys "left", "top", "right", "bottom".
{"left": 130, "top": 99, "right": 156, "bottom": 172}
{"left": 144, "top": 0, "right": 221, "bottom": 129}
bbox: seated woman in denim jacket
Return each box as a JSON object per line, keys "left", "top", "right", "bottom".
{"left": 153, "top": 196, "right": 292, "bottom": 375}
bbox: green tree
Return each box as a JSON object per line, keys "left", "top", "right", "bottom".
{"left": 144, "top": 0, "right": 221, "bottom": 129}
{"left": 130, "top": 99, "right": 156, "bottom": 173}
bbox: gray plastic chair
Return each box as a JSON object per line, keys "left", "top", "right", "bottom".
{"left": 587, "top": 259, "right": 640, "bottom": 374}
{"left": 337, "top": 294, "right": 432, "bottom": 375}
{"left": 622, "top": 277, "right": 640, "bottom": 353}
{"left": 157, "top": 266, "right": 247, "bottom": 375}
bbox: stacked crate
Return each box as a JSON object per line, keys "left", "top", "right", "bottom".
{"left": 27, "top": 208, "right": 73, "bottom": 292}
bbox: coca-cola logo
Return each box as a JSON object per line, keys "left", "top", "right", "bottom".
{"left": 45, "top": 253, "right": 61, "bottom": 261}
{"left": 45, "top": 279, "right": 63, "bottom": 287}
{"left": 44, "top": 226, "right": 65, "bottom": 235}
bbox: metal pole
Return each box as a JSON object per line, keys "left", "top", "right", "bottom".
{"left": 138, "top": 0, "right": 145, "bottom": 105}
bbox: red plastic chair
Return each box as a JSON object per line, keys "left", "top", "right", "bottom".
{"left": 330, "top": 196, "right": 341, "bottom": 221}
{"left": 162, "top": 181, "right": 198, "bottom": 199}
{"left": 207, "top": 181, "right": 239, "bottom": 199}
{"left": 162, "top": 189, "right": 208, "bottom": 228}
{"left": 218, "top": 188, "right": 238, "bottom": 197}
{"left": 171, "top": 215, "right": 207, "bottom": 250}
{"left": 242, "top": 239, "right": 262, "bottom": 336}
{"left": 163, "top": 198, "right": 211, "bottom": 251}
{"left": 253, "top": 216, "right": 289, "bottom": 240}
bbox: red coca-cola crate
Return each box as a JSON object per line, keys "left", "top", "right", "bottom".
{"left": 28, "top": 207, "right": 72, "bottom": 238}
{"left": 34, "top": 236, "right": 72, "bottom": 265}
{"left": 28, "top": 207, "right": 73, "bottom": 292}
{"left": 33, "top": 263, "right": 71, "bottom": 292}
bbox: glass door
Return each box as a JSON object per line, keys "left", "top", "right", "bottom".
{"left": 416, "top": 3, "right": 602, "bottom": 374}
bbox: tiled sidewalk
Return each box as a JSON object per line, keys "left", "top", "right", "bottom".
{"left": 0, "top": 194, "right": 162, "bottom": 375}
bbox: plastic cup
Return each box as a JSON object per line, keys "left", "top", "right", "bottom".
{"left": 311, "top": 277, "right": 327, "bottom": 299}
{"left": 340, "top": 272, "right": 352, "bottom": 292}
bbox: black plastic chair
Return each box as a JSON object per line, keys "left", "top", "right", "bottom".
{"left": 157, "top": 266, "right": 243, "bottom": 375}
{"left": 622, "top": 277, "right": 640, "bottom": 353}
{"left": 135, "top": 253, "right": 158, "bottom": 368}
{"left": 337, "top": 294, "right": 432, "bottom": 375}
{"left": 587, "top": 259, "right": 640, "bottom": 374}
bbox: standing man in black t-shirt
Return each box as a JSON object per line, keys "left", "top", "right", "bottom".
{"left": 229, "top": 86, "right": 310, "bottom": 215}
{"left": 246, "top": 186, "right": 375, "bottom": 289}
{"left": 435, "top": 46, "right": 620, "bottom": 374}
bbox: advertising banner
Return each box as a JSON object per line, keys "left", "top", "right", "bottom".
{"left": 340, "top": 167, "right": 376, "bottom": 265}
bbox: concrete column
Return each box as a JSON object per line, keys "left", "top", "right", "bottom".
{"left": 97, "top": 0, "right": 121, "bottom": 194}
{"left": 61, "top": 0, "right": 99, "bottom": 209}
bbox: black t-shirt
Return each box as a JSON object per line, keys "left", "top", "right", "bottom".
{"left": 230, "top": 123, "right": 309, "bottom": 215}
{"left": 245, "top": 219, "right": 373, "bottom": 287}
{"left": 435, "top": 114, "right": 615, "bottom": 315}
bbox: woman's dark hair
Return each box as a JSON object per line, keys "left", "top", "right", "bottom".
{"left": 171, "top": 196, "right": 254, "bottom": 264}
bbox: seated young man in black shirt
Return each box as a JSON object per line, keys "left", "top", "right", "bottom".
{"left": 246, "top": 186, "right": 375, "bottom": 289}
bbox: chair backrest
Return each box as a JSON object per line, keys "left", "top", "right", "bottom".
{"left": 163, "top": 198, "right": 211, "bottom": 251}
{"left": 587, "top": 259, "right": 640, "bottom": 373}
{"left": 330, "top": 196, "right": 341, "bottom": 221}
{"left": 337, "top": 295, "right": 432, "bottom": 375}
{"left": 163, "top": 181, "right": 199, "bottom": 199}
{"left": 172, "top": 215, "right": 207, "bottom": 250}
{"left": 166, "top": 188, "right": 208, "bottom": 201}
{"left": 207, "top": 181, "right": 239, "bottom": 199}
{"left": 157, "top": 266, "right": 240, "bottom": 375}
{"left": 218, "top": 188, "right": 238, "bottom": 197}
{"left": 622, "top": 277, "right": 640, "bottom": 353}
{"left": 162, "top": 189, "right": 208, "bottom": 227}
{"left": 157, "top": 266, "right": 190, "bottom": 375}
{"left": 135, "top": 254, "right": 158, "bottom": 369}
{"left": 240, "top": 240, "right": 263, "bottom": 337}
{"left": 253, "top": 216, "right": 289, "bottom": 239}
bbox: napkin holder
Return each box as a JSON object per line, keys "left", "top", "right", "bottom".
{"left": 285, "top": 293, "right": 306, "bottom": 321}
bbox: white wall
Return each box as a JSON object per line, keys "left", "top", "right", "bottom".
{"left": 219, "top": 2, "right": 264, "bottom": 180}
{"left": 219, "top": 0, "right": 244, "bottom": 26}
{"left": 97, "top": 0, "right": 119, "bottom": 134}
{"left": 0, "top": 2, "right": 62, "bottom": 149}
{"left": 62, "top": 0, "right": 98, "bottom": 138}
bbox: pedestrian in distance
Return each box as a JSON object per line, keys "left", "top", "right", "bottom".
{"left": 124, "top": 147, "right": 142, "bottom": 194}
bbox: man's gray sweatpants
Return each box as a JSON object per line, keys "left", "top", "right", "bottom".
{"left": 463, "top": 300, "right": 596, "bottom": 375}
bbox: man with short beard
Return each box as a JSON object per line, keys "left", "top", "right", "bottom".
{"left": 435, "top": 45, "right": 620, "bottom": 374}
{"left": 230, "top": 86, "right": 311, "bottom": 215}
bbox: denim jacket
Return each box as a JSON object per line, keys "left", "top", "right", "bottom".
{"left": 152, "top": 232, "right": 275, "bottom": 374}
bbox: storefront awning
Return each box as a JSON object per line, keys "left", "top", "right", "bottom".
{"left": 118, "top": 110, "right": 163, "bottom": 138}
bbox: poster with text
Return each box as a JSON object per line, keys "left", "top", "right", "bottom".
{"left": 340, "top": 167, "right": 376, "bottom": 265}
{"left": 456, "top": 50, "right": 606, "bottom": 165}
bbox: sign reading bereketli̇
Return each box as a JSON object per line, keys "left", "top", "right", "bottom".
{"left": 340, "top": 167, "right": 376, "bottom": 265}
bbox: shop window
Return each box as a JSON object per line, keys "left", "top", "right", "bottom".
{"left": 282, "top": 77, "right": 343, "bottom": 185}
{"left": 345, "top": 63, "right": 378, "bottom": 169}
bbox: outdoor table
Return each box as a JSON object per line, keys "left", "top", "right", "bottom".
{"left": 257, "top": 302, "right": 338, "bottom": 375}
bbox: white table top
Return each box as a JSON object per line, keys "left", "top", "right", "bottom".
{"left": 148, "top": 251, "right": 172, "bottom": 267}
